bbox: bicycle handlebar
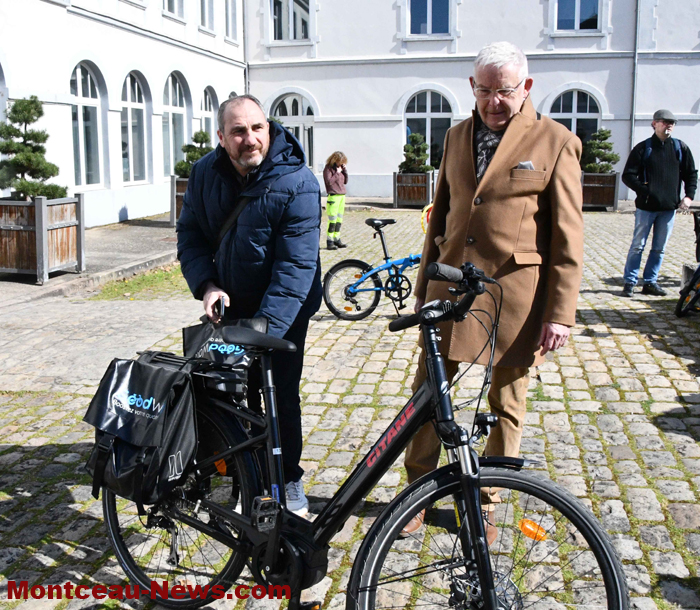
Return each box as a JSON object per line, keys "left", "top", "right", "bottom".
{"left": 425, "top": 262, "right": 463, "bottom": 283}
{"left": 389, "top": 262, "right": 493, "bottom": 333}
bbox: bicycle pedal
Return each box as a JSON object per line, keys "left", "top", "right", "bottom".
{"left": 252, "top": 496, "right": 279, "bottom": 532}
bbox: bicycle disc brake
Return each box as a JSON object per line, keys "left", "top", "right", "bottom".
{"left": 453, "top": 566, "right": 523, "bottom": 610}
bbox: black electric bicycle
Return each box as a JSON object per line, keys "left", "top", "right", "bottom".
{"left": 101, "top": 262, "right": 628, "bottom": 610}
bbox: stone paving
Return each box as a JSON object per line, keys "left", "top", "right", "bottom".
{"left": 1, "top": 209, "right": 700, "bottom": 608}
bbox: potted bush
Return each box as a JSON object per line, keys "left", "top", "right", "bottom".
{"left": 170, "top": 131, "right": 214, "bottom": 225}
{"left": 393, "top": 133, "right": 435, "bottom": 208}
{"left": 0, "top": 95, "right": 66, "bottom": 200}
{"left": 0, "top": 96, "right": 82, "bottom": 284}
{"left": 580, "top": 128, "right": 621, "bottom": 210}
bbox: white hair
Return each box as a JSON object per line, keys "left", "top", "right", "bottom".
{"left": 474, "top": 42, "right": 528, "bottom": 80}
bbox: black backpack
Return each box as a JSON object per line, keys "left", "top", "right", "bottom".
{"left": 84, "top": 358, "right": 197, "bottom": 514}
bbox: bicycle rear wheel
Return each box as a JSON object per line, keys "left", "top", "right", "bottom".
{"left": 103, "top": 407, "right": 259, "bottom": 608}
{"left": 323, "top": 259, "right": 383, "bottom": 320}
{"left": 348, "top": 466, "right": 628, "bottom": 610}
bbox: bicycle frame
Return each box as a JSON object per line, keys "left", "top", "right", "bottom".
{"left": 347, "top": 254, "right": 421, "bottom": 296}
{"left": 179, "top": 298, "right": 509, "bottom": 610}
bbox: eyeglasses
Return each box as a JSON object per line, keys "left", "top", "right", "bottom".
{"left": 660, "top": 120, "right": 676, "bottom": 126}
{"left": 472, "top": 78, "right": 526, "bottom": 100}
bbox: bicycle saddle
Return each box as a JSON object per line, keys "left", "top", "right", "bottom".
{"left": 365, "top": 218, "right": 396, "bottom": 229}
{"left": 220, "top": 326, "right": 296, "bottom": 352}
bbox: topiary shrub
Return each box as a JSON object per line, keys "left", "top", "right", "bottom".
{"left": 0, "top": 96, "right": 67, "bottom": 200}
{"left": 580, "top": 128, "right": 620, "bottom": 173}
{"left": 174, "top": 130, "right": 215, "bottom": 178}
{"left": 399, "top": 133, "right": 434, "bottom": 173}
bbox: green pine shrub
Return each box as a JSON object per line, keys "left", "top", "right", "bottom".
{"left": 0, "top": 96, "right": 67, "bottom": 200}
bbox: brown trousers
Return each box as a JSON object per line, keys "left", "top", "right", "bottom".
{"left": 404, "top": 350, "right": 529, "bottom": 501}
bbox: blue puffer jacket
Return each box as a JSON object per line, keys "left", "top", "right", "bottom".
{"left": 176, "top": 122, "right": 322, "bottom": 338}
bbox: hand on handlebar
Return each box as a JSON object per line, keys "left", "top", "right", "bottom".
{"left": 538, "top": 322, "right": 570, "bottom": 355}
{"left": 203, "top": 283, "right": 230, "bottom": 323}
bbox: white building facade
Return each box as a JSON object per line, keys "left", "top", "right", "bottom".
{"left": 245, "top": 0, "right": 700, "bottom": 198}
{"left": 2, "top": 0, "right": 699, "bottom": 223}
{"left": 0, "top": 0, "right": 245, "bottom": 226}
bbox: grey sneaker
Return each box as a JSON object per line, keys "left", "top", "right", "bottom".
{"left": 621, "top": 283, "right": 635, "bottom": 297}
{"left": 285, "top": 480, "right": 309, "bottom": 517}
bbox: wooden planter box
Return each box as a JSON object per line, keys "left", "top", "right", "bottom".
{"left": 393, "top": 171, "right": 435, "bottom": 208}
{"left": 0, "top": 194, "right": 86, "bottom": 284}
{"left": 169, "top": 176, "right": 189, "bottom": 227}
{"left": 581, "top": 172, "right": 620, "bottom": 211}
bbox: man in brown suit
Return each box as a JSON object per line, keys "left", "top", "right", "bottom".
{"left": 402, "top": 41, "right": 584, "bottom": 535}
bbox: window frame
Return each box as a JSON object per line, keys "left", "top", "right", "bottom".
{"left": 162, "top": 73, "right": 187, "bottom": 178}
{"left": 121, "top": 73, "right": 149, "bottom": 185}
{"left": 225, "top": 0, "right": 238, "bottom": 41}
{"left": 262, "top": 0, "right": 318, "bottom": 58}
{"left": 162, "top": 0, "right": 185, "bottom": 21}
{"left": 545, "top": 0, "right": 611, "bottom": 48}
{"left": 201, "top": 88, "right": 218, "bottom": 146}
{"left": 404, "top": 90, "right": 453, "bottom": 169}
{"left": 70, "top": 63, "right": 103, "bottom": 189}
{"left": 548, "top": 89, "right": 601, "bottom": 144}
{"left": 397, "top": 0, "right": 461, "bottom": 54}
{"left": 409, "top": 0, "right": 450, "bottom": 36}
{"left": 271, "top": 94, "right": 315, "bottom": 168}
{"left": 199, "top": 0, "right": 214, "bottom": 31}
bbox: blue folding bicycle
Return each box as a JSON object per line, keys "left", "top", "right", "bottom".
{"left": 322, "top": 218, "right": 421, "bottom": 320}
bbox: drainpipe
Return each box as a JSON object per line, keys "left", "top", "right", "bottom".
{"left": 242, "top": 0, "right": 249, "bottom": 94}
{"left": 630, "top": 0, "right": 641, "bottom": 152}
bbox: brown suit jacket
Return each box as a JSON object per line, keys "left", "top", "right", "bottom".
{"left": 415, "top": 97, "right": 584, "bottom": 368}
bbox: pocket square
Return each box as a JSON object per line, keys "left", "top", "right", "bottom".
{"left": 517, "top": 161, "right": 536, "bottom": 170}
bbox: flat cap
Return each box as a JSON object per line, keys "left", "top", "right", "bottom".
{"left": 653, "top": 109, "right": 677, "bottom": 122}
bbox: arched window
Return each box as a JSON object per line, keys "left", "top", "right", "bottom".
{"left": 121, "top": 73, "right": 147, "bottom": 183}
{"left": 201, "top": 88, "right": 218, "bottom": 144}
{"left": 405, "top": 90, "right": 452, "bottom": 168}
{"left": 70, "top": 63, "right": 102, "bottom": 186}
{"left": 550, "top": 90, "right": 600, "bottom": 143}
{"left": 162, "top": 73, "right": 186, "bottom": 176}
{"left": 272, "top": 94, "right": 314, "bottom": 167}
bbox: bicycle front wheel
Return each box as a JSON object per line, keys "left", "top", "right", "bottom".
{"left": 675, "top": 279, "right": 700, "bottom": 317}
{"left": 323, "top": 259, "right": 383, "bottom": 320}
{"left": 348, "top": 466, "right": 628, "bottom": 610}
{"left": 103, "top": 407, "right": 259, "bottom": 608}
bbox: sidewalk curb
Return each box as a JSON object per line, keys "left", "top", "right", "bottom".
{"left": 1, "top": 251, "right": 178, "bottom": 308}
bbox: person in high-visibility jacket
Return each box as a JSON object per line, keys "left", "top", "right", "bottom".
{"left": 323, "top": 151, "right": 348, "bottom": 250}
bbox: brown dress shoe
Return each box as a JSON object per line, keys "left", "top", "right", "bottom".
{"left": 484, "top": 510, "right": 498, "bottom": 546}
{"left": 400, "top": 509, "right": 425, "bottom": 537}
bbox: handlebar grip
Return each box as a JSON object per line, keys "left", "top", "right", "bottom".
{"left": 389, "top": 312, "right": 420, "bottom": 332}
{"left": 426, "top": 262, "right": 463, "bottom": 283}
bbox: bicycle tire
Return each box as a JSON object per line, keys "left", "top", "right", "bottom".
{"left": 323, "top": 259, "right": 383, "bottom": 320}
{"left": 348, "top": 465, "right": 628, "bottom": 610}
{"left": 675, "top": 281, "right": 700, "bottom": 317}
{"left": 103, "top": 405, "right": 259, "bottom": 608}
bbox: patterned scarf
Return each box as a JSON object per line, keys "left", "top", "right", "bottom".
{"left": 475, "top": 123, "right": 505, "bottom": 183}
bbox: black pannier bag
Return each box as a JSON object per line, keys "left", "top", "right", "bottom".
{"left": 181, "top": 317, "right": 266, "bottom": 398}
{"left": 84, "top": 358, "right": 196, "bottom": 514}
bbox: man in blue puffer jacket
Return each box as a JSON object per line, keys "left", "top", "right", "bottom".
{"left": 177, "top": 94, "right": 322, "bottom": 516}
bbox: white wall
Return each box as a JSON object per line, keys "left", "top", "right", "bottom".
{"left": 0, "top": 0, "right": 245, "bottom": 225}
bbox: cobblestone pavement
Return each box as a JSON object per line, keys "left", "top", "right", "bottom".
{"left": 2, "top": 209, "right": 700, "bottom": 608}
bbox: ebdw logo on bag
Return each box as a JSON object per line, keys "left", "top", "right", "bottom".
{"left": 111, "top": 392, "right": 164, "bottom": 420}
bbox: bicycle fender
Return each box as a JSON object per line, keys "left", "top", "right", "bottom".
{"left": 478, "top": 455, "right": 529, "bottom": 470}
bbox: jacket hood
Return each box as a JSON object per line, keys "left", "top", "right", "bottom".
{"left": 212, "top": 121, "right": 307, "bottom": 197}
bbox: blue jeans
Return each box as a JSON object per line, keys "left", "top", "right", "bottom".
{"left": 623, "top": 209, "right": 676, "bottom": 285}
